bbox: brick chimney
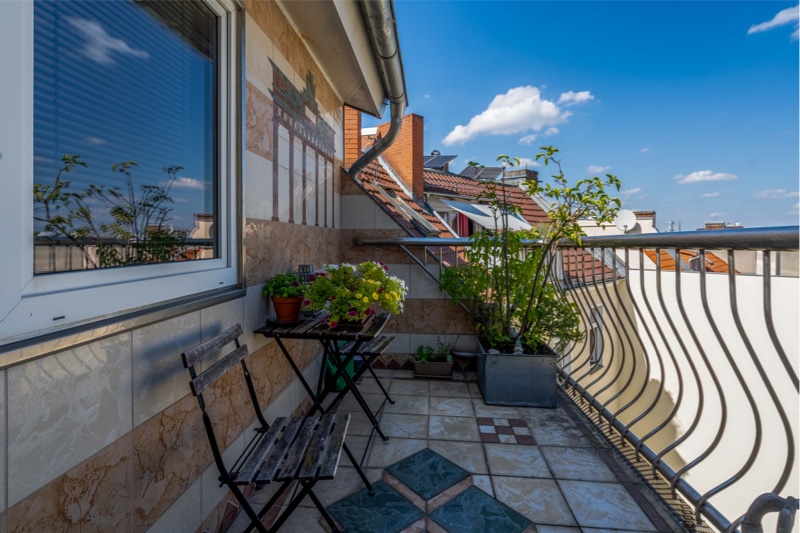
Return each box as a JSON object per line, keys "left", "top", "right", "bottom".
{"left": 378, "top": 113, "right": 424, "bottom": 199}
{"left": 343, "top": 106, "right": 362, "bottom": 168}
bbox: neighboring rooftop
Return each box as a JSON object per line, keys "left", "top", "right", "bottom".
{"left": 458, "top": 166, "right": 504, "bottom": 181}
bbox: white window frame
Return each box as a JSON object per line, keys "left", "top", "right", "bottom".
{"left": 0, "top": 0, "right": 241, "bottom": 343}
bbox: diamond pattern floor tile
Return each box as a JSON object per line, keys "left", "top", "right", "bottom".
{"left": 326, "top": 480, "right": 424, "bottom": 533}
{"left": 428, "top": 486, "right": 533, "bottom": 533}
{"left": 385, "top": 448, "right": 470, "bottom": 500}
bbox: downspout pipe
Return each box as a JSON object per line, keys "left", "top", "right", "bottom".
{"left": 348, "top": 0, "right": 408, "bottom": 181}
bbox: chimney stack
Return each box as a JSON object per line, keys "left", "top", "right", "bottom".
{"left": 379, "top": 113, "right": 424, "bottom": 199}
{"left": 343, "top": 106, "right": 362, "bottom": 168}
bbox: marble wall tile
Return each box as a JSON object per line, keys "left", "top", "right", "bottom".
{"left": 292, "top": 137, "right": 304, "bottom": 224}
{"left": 243, "top": 217, "right": 341, "bottom": 288}
{"left": 133, "top": 393, "right": 210, "bottom": 532}
{"left": 7, "top": 334, "right": 133, "bottom": 506}
{"left": 244, "top": 13, "right": 274, "bottom": 97}
{"left": 245, "top": 82, "right": 273, "bottom": 161}
{"left": 341, "top": 195, "right": 379, "bottom": 230}
{"left": 304, "top": 150, "right": 318, "bottom": 226}
{"left": 132, "top": 312, "right": 201, "bottom": 427}
{"left": 341, "top": 170, "right": 364, "bottom": 196}
{"left": 244, "top": 0, "right": 297, "bottom": 85}
{"left": 245, "top": 150, "right": 274, "bottom": 221}
{"left": 7, "top": 434, "right": 133, "bottom": 533}
{"left": 407, "top": 263, "right": 443, "bottom": 300}
{"left": 389, "top": 299, "right": 472, "bottom": 336}
{"left": 146, "top": 477, "right": 201, "bottom": 533}
{"left": 242, "top": 284, "right": 271, "bottom": 354}
{"left": 201, "top": 432, "right": 245, "bottom": 523}
{"left": 340, "top": 229, "right": 410, "bottom": 265}
{"left": 200, "top": 299, "right": 245, "bottom": 371}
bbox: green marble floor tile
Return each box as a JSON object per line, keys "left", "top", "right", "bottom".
{"left": 385, "top": 448, "right": 470, "bottom": 500}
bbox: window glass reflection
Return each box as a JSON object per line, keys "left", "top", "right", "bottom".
{"left": 33, "top": 0, "right": 217, "bottom": 273}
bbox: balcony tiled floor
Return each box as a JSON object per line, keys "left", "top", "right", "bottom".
{"left": 229, "top": 370, "right": 674, "bottom": 533}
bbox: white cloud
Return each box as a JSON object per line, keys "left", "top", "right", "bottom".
{"left": 620, "top": 187, "right": 642, "bottom": 196}
{"left": 703, "top": 192, "right": 720, "bottom": 198}
{"left": 755, "top": 189, "right": 799, "bottom": 199}
{"left": 748, "top": 5, "right": 799, "bottom": 40}
{"left": 519, "top": 127, "right": 559, "bottom": 145}
{"left": 85, "top": 136, "right": 106, "bottom": 145}
{"left": 557, "top": 91, "right": 595, "bottom": 106}
{"left": 640, "top": 147, "right": 650, "bottom": 153}
{"left": 674, "top": 170, "right": 738, "bottom": 184}
{"left": 443, "top": 86, "right": 582, "bottom": 145}
{"left": 517, "top": 157, "right": 540, "bottom": 168}
{"left": 789, "top": 203, "right": 799, "bottom": 215}
{"left": 423, "top": 94, "right": 432, "bottom": 99}
{"left": 587, "top": 165, "right": 610, "bottom": 174}
{"left": 707, "top": 212, "right": 724, "bottom": 219}
{"left": 171, "top": 177, "right": 206, "bottom": 190}
{"left": 66, "top": 17, "right": 149, "bottom": 65}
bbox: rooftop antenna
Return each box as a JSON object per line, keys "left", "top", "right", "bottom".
{"left": 614, "top": 209, "right": 637, "bottom": 233}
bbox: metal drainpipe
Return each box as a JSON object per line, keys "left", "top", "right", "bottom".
{"left": 347, "top": 0, "right": 408, "bottom": 181}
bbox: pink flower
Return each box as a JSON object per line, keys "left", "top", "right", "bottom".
{"left": 330, "top": 295, "right": 336, "bottom": 301}
{"left": 348, "top": 309, "right": 358, "bottom": 317}
{"left": 291, "top": 281, "right": 299, "bottom": 287}
{"left": 303, "top": 299, "right": 311, "bottom": 306}
{"left": 329, "top": 320, "right": 338, "bottom": 328}
{"left": 365, "top": 307, "right": 374, "bottom": 316}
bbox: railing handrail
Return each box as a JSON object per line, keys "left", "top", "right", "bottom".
{"left": 356, "top": 225, "right": 800, "bottom": 251}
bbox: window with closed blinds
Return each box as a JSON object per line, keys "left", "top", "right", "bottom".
{"left": 33, "top": 0, "right": 218, "bottom": 273}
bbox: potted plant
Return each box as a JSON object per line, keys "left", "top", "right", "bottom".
{"left": 413, "top": 337, "right": 455, "bottom": 379}
{"left": 439, "top": 147, "right": 621, "bottom": 407}
{"left": 305, "top": 261, "right": 407, "bottom": 329}
{"left": 263, "top": 272, "right": 305, "bottom": 323}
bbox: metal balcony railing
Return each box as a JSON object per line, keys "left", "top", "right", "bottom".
{"left": 357, "top": 226, "right": 799, "bottom": 533}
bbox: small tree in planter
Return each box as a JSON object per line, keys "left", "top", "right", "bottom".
{"left": 439, "top": 146, "right": 621, "bottom": 406}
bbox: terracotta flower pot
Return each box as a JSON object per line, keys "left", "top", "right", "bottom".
{"left": 271, "top": 296, "right": 303, "bottom": 323}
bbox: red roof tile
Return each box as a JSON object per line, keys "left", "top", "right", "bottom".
{"left": 424, "top": 170, "right": 551, "bottom": 225}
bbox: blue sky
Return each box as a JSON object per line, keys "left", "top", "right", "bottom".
{"left": 368, "top": 1, "right": 799, "bottom": 231}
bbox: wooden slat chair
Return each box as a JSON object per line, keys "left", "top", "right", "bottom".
{"left": 182, "top": 324, "right": 368, "bottom": 532}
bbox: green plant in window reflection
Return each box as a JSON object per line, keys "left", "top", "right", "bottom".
{"left": 34, "top": 154, "right": 189, "bottom": 268}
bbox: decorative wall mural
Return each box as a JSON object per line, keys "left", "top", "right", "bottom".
{"left": 269, "top": 61, "right": 336, "bottom": 227}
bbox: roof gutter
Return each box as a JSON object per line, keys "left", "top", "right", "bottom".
{"left": 347, "top": 0, "right": 408, "bottom": 182}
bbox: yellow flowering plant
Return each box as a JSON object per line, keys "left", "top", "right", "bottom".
{"left": 304, "top": 261, "right": 407, "bottom": 328}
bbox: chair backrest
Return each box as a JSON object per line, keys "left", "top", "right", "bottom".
{"left": 181, "top": 323, "right": 268, "bottom": 432}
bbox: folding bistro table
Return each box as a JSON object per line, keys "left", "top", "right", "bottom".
{"left": 255, "top": 312, "right": 395, "bottom": 452}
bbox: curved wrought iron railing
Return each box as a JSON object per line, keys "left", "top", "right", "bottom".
{"left": 357, "top": 226, "right": 799, "bottom": 533}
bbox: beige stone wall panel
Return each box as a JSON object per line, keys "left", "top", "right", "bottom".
{"left": 340, "top": 229, "right": 410, "bottom": 265}
{"left": 133, "top": 393, "right": 208, "bottom": 532}
{"left": 7, "top": 437, "right": 133, "bottom": 533}
{"left": 246, "top": 81, "right": 274, "bottom": 161}
{"left": 245, "top": 1, "right": 298, "bottom": 76}
{"left": 389, "top": 299, "right": 474, "bottom": 336}
{"left": 245, "top": 219, "right": 341, "bottom": 287}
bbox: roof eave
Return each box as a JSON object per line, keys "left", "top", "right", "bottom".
{"left": 276, "top": 0, "right": 386, "bottom": 118}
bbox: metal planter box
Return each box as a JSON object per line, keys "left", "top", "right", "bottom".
{"left": 477, "top": 341, "right": 557, "bottom": 408}
{"left": 413, "top": 361, "right": 454, "bottom": 379}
